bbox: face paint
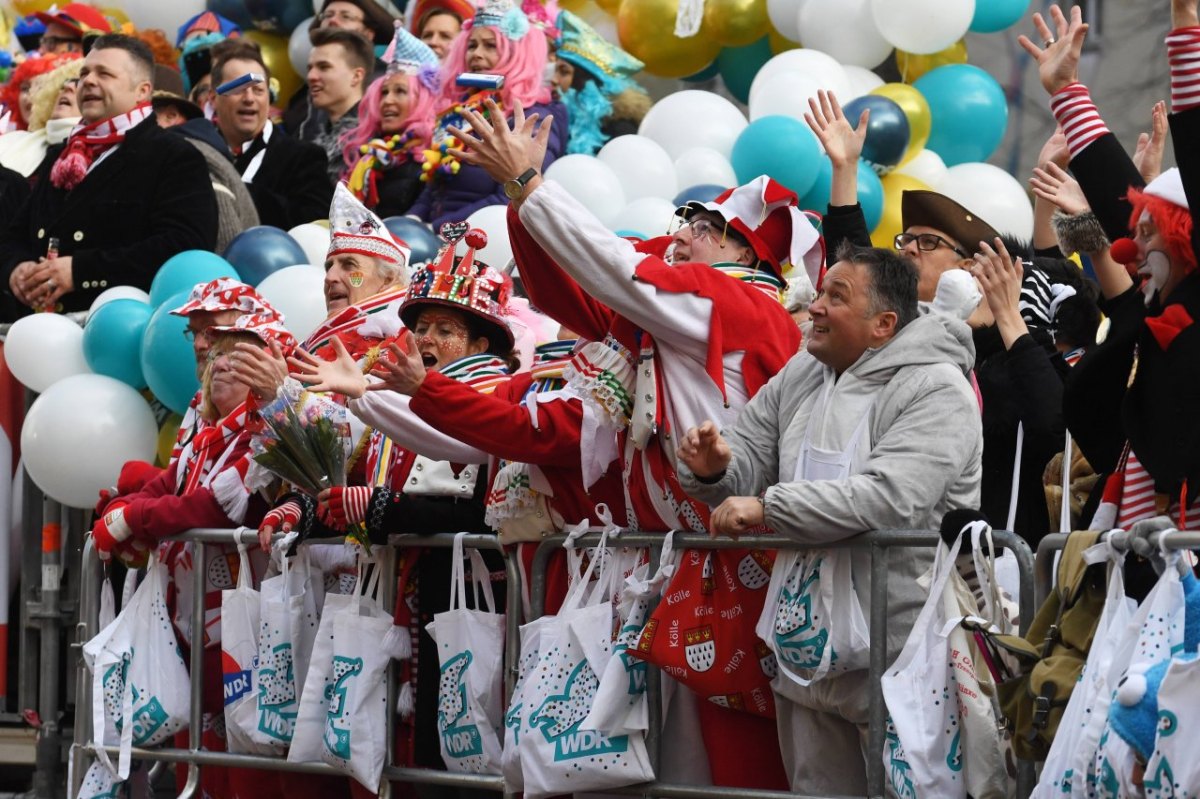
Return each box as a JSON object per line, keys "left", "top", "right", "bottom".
{"left": 348, "top": 271, "right": 365, "bottom": 287}
{"left": 1139, "top": 250, "right": 1171, "bottom": 306}
{"left": 413, "top": 311, "right": 474, "bottom": 370}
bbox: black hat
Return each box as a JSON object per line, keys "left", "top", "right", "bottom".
{"left": 319, "top": 0, "right": 397, "bottom": 45}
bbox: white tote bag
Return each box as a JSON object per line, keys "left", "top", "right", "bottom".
{"left": 220, "top": 543, "right": 278, "bottom": 755}
{"left": 756, "top": 546, "right": 870, "bottom": 695}
{"left": 426, "top": 532, "right": 507, "bottom": 775}
{"left": 502, "top": 614, "right": 554, "bottom": 792}
{"left": 517, "top": 530, "right": 655, "bottom": 799}
{"left": 250, "top": 542, "right": 320, "bottom": 750}
{"left": 287, "top": 591, "right": 355, "bottom": 765}
{"left": 1033, "top": 540, "right": 1134, "bottom": 799}
{"left": 83, "top": 552, "right": 190, "bottom": 780}
{"left": 320, "top": 558, "right": 410, "bottom": 790}
{"left": 1143, "top": 653, "right": 1200, "bottom": 798}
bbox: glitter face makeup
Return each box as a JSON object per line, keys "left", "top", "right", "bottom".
{"left": 412, "top": 309, "right": 485, "bottom": 370}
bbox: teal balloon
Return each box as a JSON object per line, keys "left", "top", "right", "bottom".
{"left": 83, "top": 299, "right": 153, "bottom": 389}
{"left": 731, "top": 115, "right": 822, "bottom": 197}
{"left": 857, "top": 161, "right": 884, "bottom": 231}
{"left": 615, "top": 229, "right": 648, "bottom": 240}
{"left": 914, "top": 65, "right": 1008, "bottom": 167}
{"left": 683, "top": 60, "right": 719, "bottom": 82}
{"left": 969, "top": 0, "right": 1031, "bottom": 33}
{"left": 223, "top": 226, "right": 308, "bottom": 286}
{"left": 141, "top": 290, "right": 200, "bottom": 415}
{"left": 383, "top": 216, "right": 440, "bottom": 263}
{"left": 843, "top": 95, "right": 910, "bottom": 175}
{"left": 149, "top": 250, "right": 238, "bottom": 308}
{"left": 798, "top": 158, "right": 833, "bottom": 213}
{"left": 716, "top": 36, "right": 772, "bottom": 105}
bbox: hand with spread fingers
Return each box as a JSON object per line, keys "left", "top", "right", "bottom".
{"left": 445, "top": 99, "right": 553, "bottom": 203}
{"left": 709, "top": 496, "right": 765, "bottom": 539}
{"left": 1030, "top": 162, "right": 1090, "bottom": 216}
{"left": 287, "top": 337, "right": 369, "bottom": 398}
{"left": 970, "top": 237, "right": 1029, "bottom": 349}
{"left": 677, "top": 420, "right": 732, "bottom": 481}
{"left": 804, "top": 89, "right": 869, "bottom": 207}
{"left": 1017, "top": 4, "right": 1089, "bottom": 96}
{"left": 230, "top": 340, "right": 288, "bottom": 402}
{"left": 1132, "top": 101, "right": 1168, "bottom": 184}
{"left": 366, "top": 331, "right": 427, "bottom": 396}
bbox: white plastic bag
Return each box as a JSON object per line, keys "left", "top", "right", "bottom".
{"left": 426, "top": 532, "right": 506, "bottom": 774}
{"left": 250, "top": 540, "right": 320, "bottom": 750}
{"left": 82, "top": 552, "right": 190, "bottom": 780}
{"left": 757, "top": 547, "right": 870, "bottom": 695}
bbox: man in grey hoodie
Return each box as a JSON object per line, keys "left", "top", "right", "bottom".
{"left": 677, "top": 243, "right": 983, "bottom": 795}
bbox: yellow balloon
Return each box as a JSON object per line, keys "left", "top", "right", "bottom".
{"left": 870, "top": 82, "right": 931, "bottom": 166}
{"left": 870, "top": 173, "right": 931, "bottom": 249}
{"left": 99, "top": 6, "right": 131, "bottom": 28}
{"left": 768, "top": 27, "right": 800, "bottom": 55}
{"left": 559, "top": 0, "right": 592, "bottom": 10}
{"left": 704, "top": 0, "right": 769, "bottom": 48}
{"left": 155, "top": 413, "right": 184, "bottom": 468}
{"left": 618, "top": 0, "right": 721, "bottom": 78}
{"left": 596, "top": 0, "right": 622, "bottom": 12}
{"left": 895, "top": 39, "right": 968, "bottom": 83}
{"left": 245, "top": 30, "right": 303, "bottom": 108}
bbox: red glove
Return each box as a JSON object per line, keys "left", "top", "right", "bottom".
{"left": 260, "top": 501, "right": 301, "bottom": 536}
{"left": 92, "top": 502, "right": 132, "bottom": 561}
{"left": 94, "top": 486, "right": 119, "bottom": 518}
{"left": 320, "top": 486, "right": 371, "bottom": 528}
{"left": 118, "top": 460, "right": 162, "bottom": 494}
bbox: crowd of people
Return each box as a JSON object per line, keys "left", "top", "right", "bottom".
{"left": 0, "top": 0, "right": 1195, "bottom": 795}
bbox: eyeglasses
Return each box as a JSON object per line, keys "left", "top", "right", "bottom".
{"left": 683, "top": 217, "right": 749, "bottom": 248}
{"left": 182, "top": 327, "right": 211, "bottom": 343}
{"left": 894, "top": 232, "right": 968, "bottom": 258}
{"left": 40, "top": 35, "right": 82, "bottom": 52}
{"left": 319, "top": 9, "right": 365, "bottom": 24}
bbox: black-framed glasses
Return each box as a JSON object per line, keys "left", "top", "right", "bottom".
{"left": 182, "top": 328, "right": 210, "bottom": 343}
{"left": 894, "top": 232, "right": 968, "bottom": 258}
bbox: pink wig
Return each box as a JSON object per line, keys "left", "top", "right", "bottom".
{"left": 435, "top": 21, "right": 550, "bottom": 112}
{"left": 340, "top": 71, "right": 440, "bottom": 175}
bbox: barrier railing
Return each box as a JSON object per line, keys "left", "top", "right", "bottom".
{"left": 1034, "top": 528, "right": 1200, "bottom": 606}
{"left": 72, "top": 527, "right": 1035, "bottom": 799}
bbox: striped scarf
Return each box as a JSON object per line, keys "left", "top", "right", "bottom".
{"left": 712, "top": 263, "right": 787, "bottom": 305}
{"left": 175, "top": 400, "right": 258, "bottom": 524}
{"left": 303, "top": 288, "right": 408, "bottom": 358}
{"left": 50, "top": 103, "right": 152, "bottom": 190}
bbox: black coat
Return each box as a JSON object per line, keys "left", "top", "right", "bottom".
{"left": 1069, "top": 131, "right": 1145, "bottom": 242}
{"left": 372, "top": 159, "right": 424, "bottom": 219}
{"left": 236, "top": 125, "right": 333, "bottom": 230}
{"left": 0, "top": 116, "right": 217, "bottom": 318}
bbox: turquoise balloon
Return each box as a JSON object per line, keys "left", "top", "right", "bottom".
{"left": 914, "top": 65, "right": 1008, "bottom": 167}
{"left": 83, "top": 299, "right": 153, "bottom": 389}
{"left": 149, "top": 250, "right": 238, "bottom": 308}
{"left": 615, "top": 229, "right": 648, "bottom": 240}
{"left": 858, "top": 162, "right": 884, "bottom": 231}
{"left": 141, "top": 290, "right": 200, "bottom": 415}
{"left": 716, "top": 36, "right": 773, "bottom": 105}
{"left": 798, "top": 158, "right": 833, "bottom": 213}
{"left": 969, "top": 0, "right": 1031, "bottom": 33}
{"left": 731, "top": 115, "right": 822, "bottom": 197}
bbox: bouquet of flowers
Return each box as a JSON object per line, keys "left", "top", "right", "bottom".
{"left": 252, "top": 379, "right": 371, "bottom": 551}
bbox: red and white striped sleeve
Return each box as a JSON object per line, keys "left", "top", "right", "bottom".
{"left": 1167, "top": 26, "right": 1200, "bottom": 111}
{"left": 1049, "top": 83, "right": 1111, "bottom": 158}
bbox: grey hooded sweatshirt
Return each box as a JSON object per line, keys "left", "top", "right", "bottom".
{"left": 680, "top": 312, "right": 982, "bottom": 722}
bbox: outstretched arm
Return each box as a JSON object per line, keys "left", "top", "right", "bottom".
{"left": 804, "top": 89, "right": 868, "bottom": 208}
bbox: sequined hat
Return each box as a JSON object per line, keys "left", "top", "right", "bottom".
{"left": 555, "top": 9, "right": 643, "bottom": 94}
{"left": 327, "top": 182, "right": 411, "bottom": 267}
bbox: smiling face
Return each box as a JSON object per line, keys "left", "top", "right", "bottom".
{"left": 411, "top": 307, "right": 489, "bottom": 370}
{"left": 668, "top": 211, "right": 754, "bottom": 267}
{"left": 213, "top": 57, "right": 270, "bottom": 146}
{"left": 51, "top": 77, "right": 80, "bottom": 119}
{"left": 806, "top": 260, "right": 897, "bottom": 375}
{"left": 78, "top": 46, "right": 152, "bottom": 123}
{"left": 420, "top": 11, "right": 461, "bottom": 60}
{"left": 324, "top": 253, "right": 394, "bottom": 312}
{"left": 466, "top": 27, "right": 500, "bottom": 73}
{"left": 378, "top": 73, "right": 412, "bottom": 135}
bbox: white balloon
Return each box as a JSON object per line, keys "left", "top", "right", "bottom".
{"left": 289, "top": 17, "right": 316, "bottom": 78}
{"left": 609, "top": 197, "right": 679, "bottom": 238}
{"left": 871, "top": 0, "right": 975, "bottom": 55}
{"left": 798, "top": 0, "right": 892, "bottom": 68}
{"left": 936, "top": 162, "right": 1035, "bottom": 242}
{"left": 674, "top": 147, "right": 738, "bottom": 189}
{"left": 749, "top": 50, "right": 850, "bottom": 109}
{"left": 597, "top": 135, "right": 679, "bottom": 201}
{"left": 22, "top": 374, "right": 157, "bottom": 508}
{"left": 766, "top": 0, "right": 806, "bottom": 42}
{"left": 256, "top": 265, "right": 329, "bottom": 343}
{"left": 896, "top": 149, "right": 948, "bottom": 187}
{"left": 465, "top": 204, "right": 515, "bottom": 271}
{"left": 749, "top": 71, "right": 826, "bottom": 121}
{"left": 5, "top": 314, "right": 91, "bottom": 393}
{"left": 121, "top": 0, "right": 205, "bottom": 32}
{"left": 638, "top": 90, "right": 748, "bottom": 160}
{"left": 842, "top": 65, "right": 886, "bottom": 100}
{"left": 89, "top": 286, "right": 151, "bottom": 314}
{"left": 287, "top": 222, "right": 331, "bottom": 266}
{"left": 544, "top": 155, "right": 627, "bottom": 226}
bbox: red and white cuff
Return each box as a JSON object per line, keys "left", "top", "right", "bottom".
{"left": 1168, "top": 26, "right": 1200, "bottom": 112}
{"left": 1049, "top": 83, "right": 1111, "bottom": 158}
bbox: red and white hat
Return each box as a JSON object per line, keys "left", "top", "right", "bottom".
{"left": 169, "top": 277, "right": 276, "bottom": 318}
{"left": 209, "top": 312, "right": 297, "bottom": 355}
{"left": 327, "top": 183, "right": 411, "bottom": 268}
{"left": 677, "top": 175, "right": 824, "bottom": 285}
{"left": 34, "top": 3, "right": 113, "bottom": 37}
{"left": 1144, "top": 168, "right": 1188, "bottom": 211}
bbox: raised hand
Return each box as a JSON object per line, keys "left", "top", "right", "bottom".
{"left": 1030, "top": 162, "right": 1091, "bottom": 216}
{"left": 970, "top": 238, "right": 1028, "bottom": 349}
{"left": 1172, "top": 0, "right": 1199, "bottom": 28}
{"left": 1132, "top": 101, "right": 1168, "bottom": 184}
{"left": 1036, "top": 126, "right": 1070, "bottom": 170}
{"left": 446, "top": 99, "right": 552, "bottom": 197}
{"left": 676, "top": 420, "right": 732, "bottom": 481}
{"left": 1017, "top": 4, "right": 1089, "bottom": 96}
{"left": 231, "top": 340, "right": 288, "bottom": 402}
{"left": 287, "top": 337, "right": 368, "bottom": 398}
{"left": 365, "top": 331, "right": 427, "bottom": 396}
{"left": 803, "top": 89, "right": 868, "bottom": 168}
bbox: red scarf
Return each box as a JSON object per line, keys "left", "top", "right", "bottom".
{"left": 50, "top": 103, "right": 152, "bottom": 190}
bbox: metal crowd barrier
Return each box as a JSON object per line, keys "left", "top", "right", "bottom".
{"left": 1034, "top": 528, "right": 1200, "bottom": 606}
{"left": 71, "top": 527, "right": 1035, "bottom": 799}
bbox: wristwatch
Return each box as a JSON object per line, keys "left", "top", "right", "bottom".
{"left": 503, "top": 167, "right": 539, "bottom": 200}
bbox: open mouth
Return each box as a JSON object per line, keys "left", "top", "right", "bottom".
{"left": 420, "top": 353, "right": 437, "bottom": 368}
{"left": 811, "top": 324, "right": 830, "bottom": 335}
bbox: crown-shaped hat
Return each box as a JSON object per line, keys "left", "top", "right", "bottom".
{"left": 384, "top": 20, "right": 439, "bottom": 75}
{"left": 401, "top": 221, "right": 514, "bottom": 351}
{"left": 327, "top": 182, "right": 411, "bottom": 267}
{"left": 170, "top": 277, "right": 276, "bottom": 318}
{"left": 473, "top": 0, "right": 530, "bottom": 40}
{"left": 209, "top": 311, "right": 297, "bottom": 355}
{"left": 556, "top": 9, "right": 643, "bottom": 94}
